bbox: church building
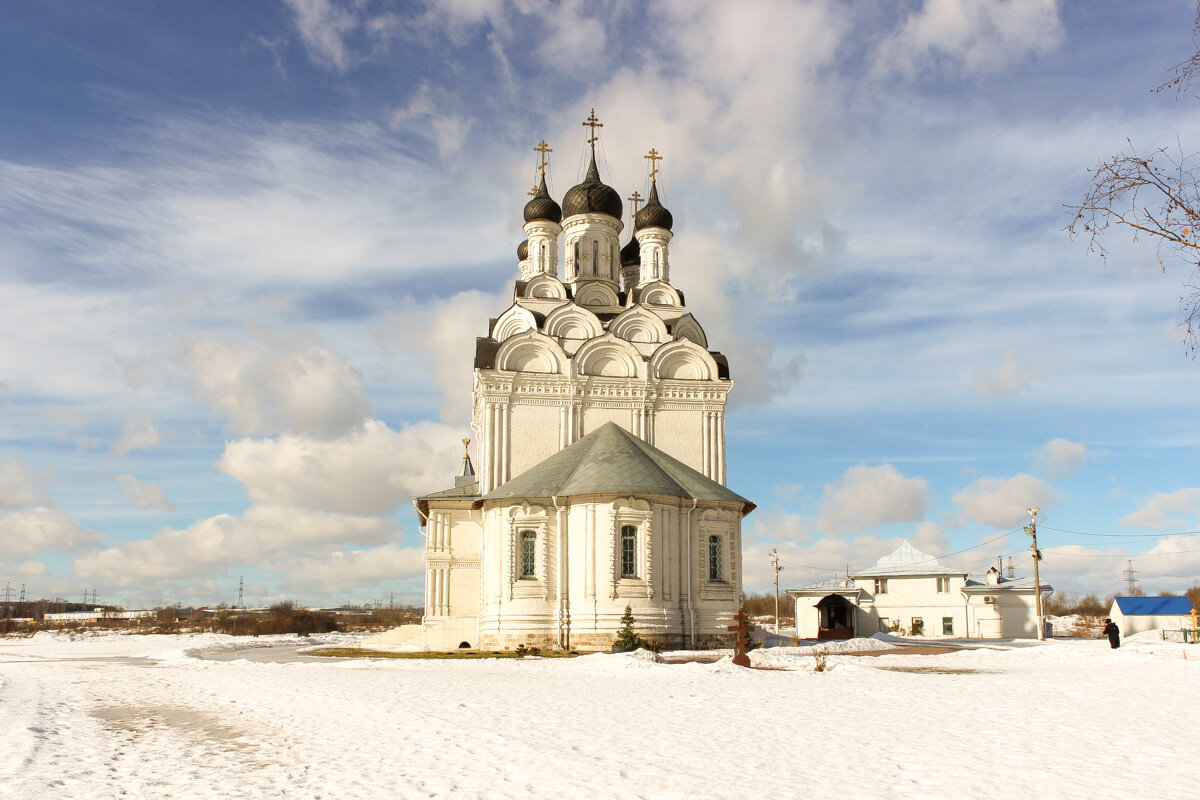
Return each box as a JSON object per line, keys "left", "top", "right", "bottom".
{"left": 413, "top": 112, "right": 755, "bottom": 651}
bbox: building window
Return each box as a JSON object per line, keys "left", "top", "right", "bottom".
{"left": 519, "top": 530, "right": 536, "bottom": 579}
{"left": 911, "top": 617, "right": 924, "bottom": 636}
{"left": 874, "top": 578, "right": 888, "bottom": 595}
{"left": 708, "top": 535, "right": 723, "bottom": 581}
{"left": 591, "top": 240, "right": 599, "bottom": 275}
{"left": 620, "top": 525, "right": 638, "bottom": 578}
{"left": 879, "top": 617, "right": 891, "bottom": 633}
{"left": 937, "top": 577, "right": 951, "bottom": 593}
{"left": 942, "top": 616, "right": 954, "bottom": 635}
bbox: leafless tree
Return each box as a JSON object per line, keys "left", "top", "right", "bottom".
{"left": 1068, "top": 7, "right": 1200, "bottom": 352}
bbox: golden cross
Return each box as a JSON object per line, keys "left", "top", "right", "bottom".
{"left": 533, "top": 139, "right": 552, "bottom": 177}
{"left": 582, "top": 109, "right": 603, "bottom": 149}
{"left": 644, "top": 148, "right": 662, "bottom": 182}
{"left": 527, "top": 184, "right": 539, "bottom": 197}
{"left": 462, "top": 438, "right": 471, "bottom": 457}
{"left": 627, "top": 190, "right": 644, "bottom": 214}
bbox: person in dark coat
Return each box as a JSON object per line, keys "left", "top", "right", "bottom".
{"left": 1102, "top": 618, "right": 1120, "bottom": 649}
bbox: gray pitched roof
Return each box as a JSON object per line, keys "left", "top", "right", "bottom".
{"left": 852, "top": 540, "right": 965, "bottom": 577}
{"left": 481, "top": 422, "right": 754, "bottom": 514}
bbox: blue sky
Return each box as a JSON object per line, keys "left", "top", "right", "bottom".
{"left": 3, "top": 0, "right": 1200, "bottom": 608}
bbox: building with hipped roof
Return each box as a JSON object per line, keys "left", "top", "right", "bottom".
{"left": 787, "top": 540, "right": 1051, "bottom": 640}
{"left": 410, "top": 113, "right": 752, "bottom": 651}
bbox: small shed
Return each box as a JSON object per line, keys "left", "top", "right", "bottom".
{"left": 1109, "top": 596, "right": 1195, "bottom": 637}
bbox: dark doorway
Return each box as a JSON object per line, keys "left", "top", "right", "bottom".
{"left": 816, "top": 595, "right": 855, "bottom": 640}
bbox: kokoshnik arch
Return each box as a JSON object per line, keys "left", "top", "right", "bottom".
{"left": 414, "top": 112, "right": 755, "bottom": 651}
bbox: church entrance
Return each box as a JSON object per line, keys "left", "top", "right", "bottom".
{"left": 816, "top": 594, "right": 855, "bottom": 640}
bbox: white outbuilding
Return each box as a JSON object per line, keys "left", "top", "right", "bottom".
{"left": 1109, "top": 596, "right": 1195, "bottom": 637}
{"left": 787, "top": 541, "right": 1051, "bottom": 640}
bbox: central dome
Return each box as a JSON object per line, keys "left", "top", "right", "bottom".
{"left": 562, "top": 153, "right": 622, "bottom": 220}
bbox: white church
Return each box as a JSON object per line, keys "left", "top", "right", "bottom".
{"left": 413, "top": 113, "right": 754, "bottom": 651}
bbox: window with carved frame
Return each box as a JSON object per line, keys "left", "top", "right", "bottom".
{"left": 620, "top": 525, "right": 637, "bottom": 578}
{"left": 708, "top": 534, "right": 723, "bottom": 581}
{"left": 519, "top": 530, "right": 537, "bottom": 579}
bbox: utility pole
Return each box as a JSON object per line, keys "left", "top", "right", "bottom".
{"left": 770, "top": 548, "right": 784, "bottom": 634}
{"left": 1025, "top": 507, "right": 1045, "bottom": 641}
{"left": 1123, "top": 560, "right": 1139, "bottom": 594}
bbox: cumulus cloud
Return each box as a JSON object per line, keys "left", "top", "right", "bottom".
{"left": 74, "top": 504, "right": 397, "bottom": 587}
{"left": 219, "top": 419, "right": 465, "bottom": 515}
{"left": 816, "top": 464, "right": 930, "bottom": 535}
{"left": 116, "top": 474, "right": 175, "bottom": 511}
{"left": 947, "top": 473, "right": 1055, "bottom": 529}
{"left": 972, "top": 350, "right": 1038, "bottom": 399}
{"left": 275, "top": 544, "right": 425, "bottom": 593}
{"left": 874, "top": 0, "right": 1063, "bottom": 78}
{"left": 1032, "top": 438, "right": 1088, "bottom": 479}
{"left": 0, "top": 508, "right": 102, "bottom": 560}
{"left": 0, "top": 458, "right": 50, "bottom": 508}
{"left": 186, "top": 337, "right": 372, "bottom": 438}
{"left": 112, "top": 411, "right": 161, "bottom": 457}
{"left": 1119, "top": 488, "right": 1200, "bottom": 530}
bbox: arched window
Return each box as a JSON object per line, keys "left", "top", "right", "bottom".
{"left": 708, "top": 535, "right": 723, "bottom": 581}
{"left": 573, "top": 241, "right": 580, "bottom": 273}
{"left": 610, "top": 241, "right": 617, "bottom": 279}
{"left": 519, "top": 530, "right": 537, "bottom": 579}
{"left": 620, "top": 525, "right": 637, "bottom": 579}
{"left": 539, "top": 242, "right": 547, "bottom": 268}
{"left": 591, "top": 240, "right": 599, "bottom": 275}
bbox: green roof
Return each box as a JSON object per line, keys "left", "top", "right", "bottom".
{"left": 482, "top": 422, "right": 754, "bottom": 513}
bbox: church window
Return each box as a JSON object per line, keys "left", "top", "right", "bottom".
{"left": 540, "top": 242, "right": 547, "bottom": 267}
{"left": 620, "top": 525, "right": 637, "bottom": 578}
{"left": 874, "top": 578, "right": 888, "bottom": 595}
{"left": 937, "top": 577, "right": 950, "bottom": 593}
{"left": 591, "top": 240, "right": 598, "bottom": 275}
{"left": 519, "top": 530, "right": 537, "bottom": 579}
{"left": 708, "top": 535, "right": 723, "bottom": 581}
{"left": 573, "top": 241, "right": 579, "bottom": 272}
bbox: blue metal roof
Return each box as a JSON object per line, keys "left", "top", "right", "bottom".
{"left": 1113, "top": 596, "right": 1195, "bottom": 616}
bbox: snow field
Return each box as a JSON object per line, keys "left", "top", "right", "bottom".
{"left": 1, "top": 632, "right": 1197, "bottom": 799}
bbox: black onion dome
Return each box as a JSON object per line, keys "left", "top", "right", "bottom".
{"left": 561, "top": 152, "right": 622, "bottom": 219}
{"left": 523, "top": 175, "right": 562, "bottom": 224}
{"left": 634, "top": 181, "right": 673, "bottom": 231}
{"left": 517, "top": 239, "right": 529, "bottom": 261}
{"left": 620, "top": 236, "right": 640, "bottom": 267}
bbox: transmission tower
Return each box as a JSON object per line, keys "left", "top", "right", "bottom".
{"left": 19, "top": 584, "right": 25, "bottom": 602}
{"left": 2, "top": 582, "right": 14, "bottom": 603}
{"left": 237, "top": 576, "right": 245, "bottom": 610}
{"left": 1005, "top": 557, "right": 1015, "bottom": 579}
{"left": 1123, "top": 560, "right": 1139, "bottom": 594}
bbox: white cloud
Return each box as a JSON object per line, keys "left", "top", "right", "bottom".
{"left": 0, "top": 507, "right": 102, "bottom": 560}
{"left": 219, "top": 419, "right": 465, "bottom": 516}
{"left": 972, "top": 350, "right": 1037, "bottom": 399}
{"left": 275, "top": 544, "right": 425, "bottom": 592}
{"left": 873, "top": 0, "right": 1063, "bottom": 78}
{"left": 73, "top": 504, "right": 397, "bottom": 587}
{"left": 948, "top": 473, "right": 1055, "bottom": 529}
{"left": 112, "top": 411, "right": 161, "bottom": 457}
{"left": 116, "top": 474, "right": 175, "bottom": 511}
{"left": 0, "top": 459, "right": 50, "bottom": 508}
{"left": 282, "top": 0, "right": 362, "bottom": 72}
{"left": 186, "top": 337, "right": 372, "bottom": 438}
{"left": 816, "top": 464, "right": 930, "bottom": 535}
{"left": 1119, "top": 488, "right": 1200, "bottom": 530}
{"left": 1032, "top": 438, "right": 1088, "bottom": 479}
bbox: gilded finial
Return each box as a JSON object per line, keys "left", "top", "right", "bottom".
{"left": 533, "top": 140, "right": 553, "bottom": 177}
{"left": 527, "top": 184, "right": 539, "bottom": 197}
{"left": 644, "top": 148, "right": 662, "bottom": 183}
{"left": 627, "top": 190, "right": 644, "bottom": 214}
{"left": 462, "top": 438, "right": 471, "bottom": 458}
{"left": 582, "top": 109, "right": 603, "bottom": 151}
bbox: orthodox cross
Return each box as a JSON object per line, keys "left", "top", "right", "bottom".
{"left": 527, "top": 185, "right": 539, "bottom": 197}
{"left": 534, "top": 139, "right": 552, "bottom": 177}
{"left": 627, "top": 190, "right": 644, "bottom": 215}
{"left": 727, "top": 608, "right": 755, "bottom": 667}
{"left": 582, "top": 109, "right": 603, "bottom": 150}
{"left": 644, "top": 148, "right": 662, "bottom": 183}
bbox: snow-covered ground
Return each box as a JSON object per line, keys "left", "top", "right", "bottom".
{"left": 1, "top": 631, "right": 1196, "bottom": 799}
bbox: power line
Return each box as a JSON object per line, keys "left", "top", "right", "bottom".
{"left": 1040, "top": 525, "right": 1200, "bottom": 539}
{"left": 1042, "top": 546, "right": 1200, "bottom": 558}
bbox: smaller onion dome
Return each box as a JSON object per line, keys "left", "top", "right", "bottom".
{"left": 562, "top": 152, "right": 622, "bottom": 220}
{"left": 620, "top": 236, "right": 640, "bottom": 267}
{"left": 517, "top": 239, "right": 529, "bottom": 261}
{"left": 523, "top": 175, "right": 562, "bottom": 224}
{"left": 634, "top": 181, "right": 673, "bottom": 231}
